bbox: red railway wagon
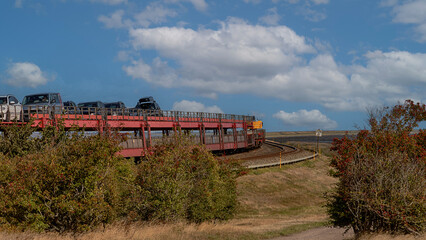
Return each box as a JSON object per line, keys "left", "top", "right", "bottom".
{"left": 0, "top": 107, "right": 265, "bottom": 158}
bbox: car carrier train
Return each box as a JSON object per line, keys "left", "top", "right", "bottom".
{"left": 0, "top": 92, "right": 265, "bottom": 157}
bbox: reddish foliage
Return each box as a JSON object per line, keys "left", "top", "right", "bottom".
{"left": 326, "top": 100, "right": 425, "bottom": 235}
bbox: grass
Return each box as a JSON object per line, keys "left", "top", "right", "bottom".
{"left": 0, "top": 143, "right": 338, "bottom": 240}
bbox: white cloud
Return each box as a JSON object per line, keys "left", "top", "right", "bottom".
{"left": 134, "top": 3, "right": 177, "bottom": 27}
{"left": 129, "top": 18, "right": 315, "bottom": 66}
{"left": 123, "top": 58, "right": 177, "bottom": 87}
{"left": 98, "top": 3, "right": 177, "bottom": 29}
{"left": 187, "top": 0, "right": 208, "bottom": 11}
{"left": 300, "top": 7, "right": 327, "bottom": 22}
{"left": 259, "top": 7, "right": 281, "bottom": 26}
{"left": 172, "top": 100, "right": 223, "bottom": 113}
{"left": 392, "top": 0, "right": 426, "bottom": 24}
{"left": 387, "top": 0, "right": 426, "bottom": 42}
{"left": 123, "top": 19, "right": 426, "bottom": 111}
{"left": 310, "top": 0, "right": 329, "bottom": 5}
{"left": 4, "top": 62, "right": 53, "bottom": 88}
{"left": 98, "top": 10, "right": 130, "bottom": 29}
{"left": 273, "top": 109, "right": 337, "bottom": 129}
{"left": 165, "top": 0, "right": 208, "bottom": 11}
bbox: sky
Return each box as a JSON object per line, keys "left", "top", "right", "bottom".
{"left": 0, "top": 0, "right": 425, "bottom": 131}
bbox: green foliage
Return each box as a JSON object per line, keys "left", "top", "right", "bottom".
{"left": 130, "top": 135, "right": 239, "bottom": 223}
{"left": 0, "top": 124, "right": 135, "bottom": 232}
{"left": 0, "top": 121, "right": 38, "bottom": 157}
{"left": 326, "top": 100, "right": 426, "bottom": 235}
{"left": 0, "top": 123, "right": 239, "bottom": 232}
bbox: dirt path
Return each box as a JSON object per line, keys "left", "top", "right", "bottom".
{"left": 269, "top": 227, "right": 354, "bottom": 240}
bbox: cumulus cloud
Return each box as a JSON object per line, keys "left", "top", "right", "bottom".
{"left": 123, "top": 58, "right": 178, "bottom": 87}
{"left": 128, "top": 19, "right": 315, "bottom": 88}
{"left": 187, "top": 0, "right": 208, "bottom": 11}
{"left": 123, "top": 19, "right": 426, "bottom": 111}
{"left": 172, "top": 100, "right": 223, "bottom": 113}
{"left": 259, "top": 7, "right": 281, "bottom": 25}
{"left": 134, "top": 3, "right": 177, "bottom": 27}
{"left": 386, "top": 0, "right": 426, "bottom": 42}
{"left": 4, "top": 62, "right": 53, "bottom": 88}
{"left": 98, "top": 3, "right": 177, "bottom": 29}
{"left": 273, "top": 109, "right": 337, "bottom": 129}
{"left": 98, "top": 10, "right": 131, "bottom": 29}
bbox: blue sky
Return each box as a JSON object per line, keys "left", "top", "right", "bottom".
{"left": 1, "top": 0, "right": 425, "bottom": 131}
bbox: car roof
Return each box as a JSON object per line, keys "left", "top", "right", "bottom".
{"left": 24, "top": 92, "right": 60, "bottom": 97}
{"left": 105, "top": 101, "right": 123, "bottom": 104}
{"left": 139, "top": 96, "right": 154, "bottom": 100}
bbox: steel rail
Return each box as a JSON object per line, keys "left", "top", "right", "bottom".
{"left": 245, "top": 139, "right": 318, "bottom": 169}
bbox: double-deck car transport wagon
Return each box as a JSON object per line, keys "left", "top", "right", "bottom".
{"left": 0, "top": 93, "right": 265, "bottom": 157}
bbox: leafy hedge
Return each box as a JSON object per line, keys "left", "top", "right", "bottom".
{"left": 0, "top": 124, "right": 134, "bottom": 232}
{"left": 0, "top": 124, "right": 240, "bottom": 232}
{"left": 326, "top": 100, "right": 425, "bottom": 235}
{"left": 129, "top": 135, "right": 239, "bottom": 223}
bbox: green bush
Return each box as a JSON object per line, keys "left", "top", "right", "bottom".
{"left": 326, "top": 100, "right": 426, "bottom": 235}
{"left": 0, "top": 124, "right": 240, "bottom": 232}
{"left": 0, "top": 121, "right": 38, "bottom": 157}
{"left": 0, "top": 125, "right": 135, "bottom": 232}
{"left": 130, "top": 135, "right": 239, "bottom": 223}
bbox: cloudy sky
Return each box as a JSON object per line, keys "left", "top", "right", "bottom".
{"left": 1, "top": 0, "right": 425, "bottom": 131}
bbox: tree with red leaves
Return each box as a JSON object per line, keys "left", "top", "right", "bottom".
{"left": 326, "top": 100, "right": 425, "bottom": 236}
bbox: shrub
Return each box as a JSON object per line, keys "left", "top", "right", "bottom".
{"left": 130, "top": 134, "right": 239, "bottom": 223}
{"left": 0, "top": 125, "right": 135, "bottom": 232}
{"left": 0, "top": 123, "right": 240, "bottom": 231}
{"left": 326, "top": 100, "right": 425, "bottom": 235}
{"left": 0, "top": 121, "right": 38, "bottom": 157}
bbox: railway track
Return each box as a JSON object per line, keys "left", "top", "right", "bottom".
{"left": 230, "top": 139, "right": 318, "bottom": 169}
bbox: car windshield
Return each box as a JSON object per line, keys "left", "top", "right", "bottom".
{"left": 0, "top": 97, "right": 7, "bottom": 104}
{"left": 23, "top": 94, "right": 49, "bottom": 105}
